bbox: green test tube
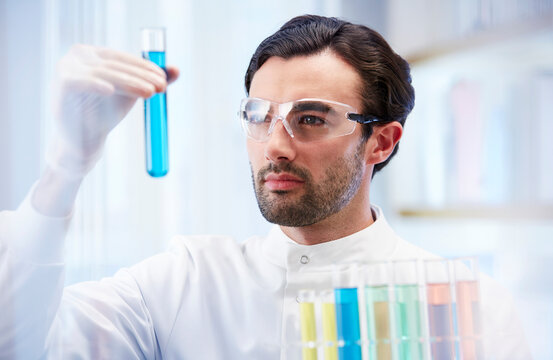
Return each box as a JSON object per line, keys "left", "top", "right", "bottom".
{"left": 394, "top": 260, "right": 424, "bottom": 360}
{"left": 364, "top": 262, "right": 393, "bottom": 360}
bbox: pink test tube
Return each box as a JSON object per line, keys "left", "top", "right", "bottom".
{"left": 452, "top": 257, "right": 484, "bottom": 360}
{"left": 425, "top": 259, "right": 456, "bottom": 359}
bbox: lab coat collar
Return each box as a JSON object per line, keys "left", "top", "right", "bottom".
{"left": 261, "top": 205, "right": 400, "bottom": 272}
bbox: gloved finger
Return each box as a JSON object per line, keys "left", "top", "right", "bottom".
{"left": 166, "top": 66, "right": 180, "bottom": 85}
{"left": 91, "top": 66, "right": 156, "bottom": 98}
{"left": 60, "top": 75, "right": 115, "bottom": 96}
{"left": 103, "top": 59, "right": 167, "bottom": 93}
{"left": 95, "top": 47, "right": 166, "bottom": 78}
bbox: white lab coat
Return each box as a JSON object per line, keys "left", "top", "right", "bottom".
{"left": 0, "top": 190, "right": 531, "bottom": 359}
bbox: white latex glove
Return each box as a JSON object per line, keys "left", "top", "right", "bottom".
{"left": 45, "top": 44, "right": 179, "bottom": 178}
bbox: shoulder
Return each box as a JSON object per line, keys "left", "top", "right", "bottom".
{"left": 167, "top": 234, "right": 242, "bottom": 258}
{"left": 391, "top": 238, "right": 442, "bottom": 261}
{"left": 128, "top": 234, "right": 244, "bottom": 278}
{"left": 478, "top": 274, "right": 531, "bottom": 357}
{"left": 119, "top": 234, "right": 248, "bottom": 314}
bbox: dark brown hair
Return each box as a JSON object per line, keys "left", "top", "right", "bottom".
{"left": 244, "top": 15, "right": 415, "bottom": 175}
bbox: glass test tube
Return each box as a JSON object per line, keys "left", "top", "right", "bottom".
{"left": 452, "top": 257, "right": 484, "bottom": 360}
{"left": 425, "top": 259, "right": 456, "bottom": 360}
{"left": 364, "top": 262, "right": 393, "bottom": 360}
{"left": 142, "top": 28, "right": 169, "bottom": 177}
{"left": 333, "top": 264, "right": 362, "bottom": 360}
{"left": 394, "top": 260, "right": 424, "bottom": 360}
{"left": 321, "top": 290, "right": 338, "bottom": 360}
{"left": 298, "top": 290, "right": 318, "bottom": 360}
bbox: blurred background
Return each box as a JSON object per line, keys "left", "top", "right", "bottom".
{"left": 1, "top": 0, "right": 552, "bottom": 357}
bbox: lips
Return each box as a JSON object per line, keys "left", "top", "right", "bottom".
{"left": 263, "top": 173, "right": 305, "bottom": 191}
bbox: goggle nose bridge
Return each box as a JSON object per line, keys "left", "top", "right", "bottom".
{"left": 267, "top": 114, "right": 295, "bottom": 139}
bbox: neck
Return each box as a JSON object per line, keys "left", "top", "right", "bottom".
{"left": 280, "top": 195, "right": 375, "bottom": 245}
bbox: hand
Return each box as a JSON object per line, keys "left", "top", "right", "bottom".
{"left": 46, "top": 44, "right": 179, "bottom": 177}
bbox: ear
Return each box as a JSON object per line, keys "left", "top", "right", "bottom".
{"left": 364, "top": 122, "right": 403, "bottom": 165}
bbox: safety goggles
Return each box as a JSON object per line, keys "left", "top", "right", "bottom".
{"left": 239, "top": 97, "right": 383, "bottom": 143}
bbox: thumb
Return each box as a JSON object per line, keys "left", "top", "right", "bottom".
{"left": 165, "top": 65, "right": 180, "bottom": 84}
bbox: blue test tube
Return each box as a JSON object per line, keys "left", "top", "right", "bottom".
{"left": 142, "top": 28, "right": 168, "bottom": 177}
{"left": 333, "top": 264, "right": 362, "bottom": 360}
{"left": 335, "top": 288, "right": 362, "bottom": 360}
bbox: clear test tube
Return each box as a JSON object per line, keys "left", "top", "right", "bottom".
{"left": 142, "top": 27, "right": 169, "bottom": 177}
{"left": 452, "top": 257, "right": 484, "bottom": 360}
{"left": 298, "top": 289, "right": 318, "bottom": 360}
{"left": 332, "top": 263, "right": 362, "bottom": 360}
{"left": 364, "top": 261, "right": 393, "bottom": 360}
{"left": 424, "top": 259, "right": 456, "bottom": 360}
{"left": 393, "top": 260, "right": 424, "bottom": 360}
{"left": 320, "top": 290, "right": 338, "bottom": 360}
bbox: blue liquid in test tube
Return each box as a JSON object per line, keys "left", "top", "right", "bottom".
{"left": 334, "top": 288, "right": 362, "bottom": 360}
{"left": 142, "top": 28, "right": 168, "bottom": 177}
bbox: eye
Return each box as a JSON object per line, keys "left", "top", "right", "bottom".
{"left": 298, "top": 115, "right": 326, "bottom": 126}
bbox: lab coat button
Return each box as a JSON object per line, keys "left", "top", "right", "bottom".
{"left": 300, "top": 255, "right": 309, "bottom": 264}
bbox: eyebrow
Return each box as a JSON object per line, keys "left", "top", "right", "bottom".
{"left": 290, "top": 101, "right": 333, "bottom": 113}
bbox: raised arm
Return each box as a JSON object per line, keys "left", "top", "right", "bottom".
{"left": 0, "top": 44, "right": 179, "bottom": 358}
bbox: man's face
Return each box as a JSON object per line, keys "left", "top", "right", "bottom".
{"left": 247, "top": 51, "right": 369, "bottom": 227}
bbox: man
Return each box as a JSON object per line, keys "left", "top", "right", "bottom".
{"left": 0, "top": 15, "right": 529, "bottom": 359}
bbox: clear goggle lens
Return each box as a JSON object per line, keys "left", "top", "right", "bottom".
{"left": 239, "top": 98, "right": 360, "bottom": 142}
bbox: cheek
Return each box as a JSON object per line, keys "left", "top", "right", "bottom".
{"left": 246, "top": 140, "right": 265, "bottom": 170}
{"left": 299, "top": 145, "right": 333, "bottom": 177}
{"left": 308, "top": 138, "right": 363, "bottom": 175}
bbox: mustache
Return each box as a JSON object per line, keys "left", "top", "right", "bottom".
{"left": 257, "top": 162, "right": 311, "bottom": 183}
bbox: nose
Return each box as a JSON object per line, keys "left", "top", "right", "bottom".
{"left": 264, "top": 118, "right": 297, "bottom": 163}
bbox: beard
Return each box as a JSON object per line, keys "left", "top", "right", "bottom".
{"left": 251, "top": 141, "right": 366, "bottom": 227}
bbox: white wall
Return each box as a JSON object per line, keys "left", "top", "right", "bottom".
{"left": 0, "top": 0, "right": 44, "bottom": 210}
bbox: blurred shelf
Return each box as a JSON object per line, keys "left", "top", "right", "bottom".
{"left": 406, "top": 12, "right": 553, "bottom": 64}
{"left": 397, "top": 205, "right": 553, "bottom": 220}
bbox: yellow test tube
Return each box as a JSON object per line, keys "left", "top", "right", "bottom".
{"left": 299, "top": 290, "right": 317, "bottom": 360}
{"left": 321, "top": 290, "right": 338, "bottom": 360}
